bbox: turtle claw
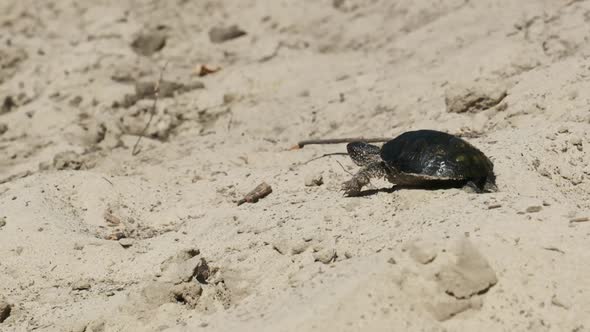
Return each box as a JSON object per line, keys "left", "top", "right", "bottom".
{"left": 341, "top": 179, "right": 362, "bottom": 197}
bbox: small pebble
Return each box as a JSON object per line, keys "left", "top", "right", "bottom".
{"left": 304, "top": 173, "right": 323, "bottom": 187}
{"left": 223, "top": 93, "right": 237, "bottom": 104}
{"left": 72, "top": 280, "right": 91, "bottom": 291}
{"left": 85, "top": 320, "right": 105, "bottom": 332}
{"left": 0, "top": 217, "right": 6, "bottom": 228}
{"left": 551, "top": 294, "right": 570, "bottom": 309}
{"left": 570, "top": 137, "right": 583, "bottom": 146}
{"left": 69, "top": 96, "right": 83, "bottom": 107}
{"left": 570, "top": 216, "right": 589, "bottom": 223}
{"left": 291, "top": 241, "right": 309, "bottom": 255}
{"left": 526, "top": 206, "right": 542, "bottom": 213}
{"left": 313, "top": 247, "right": 336, "bottom": 264}
{"left": 209, "top": 25, "right": 247, "bottom": 43}
{"left": 557, "top": 126, "right": 569, "bottom": 134}
{"left": 404, "top": 239, "right": 437, "bottom": 264}
{"left": 487, "top": 203, "right": 502, "bottom": 209}
{"left": 118, "top": 238, "right": 134, "bottom": 248}
{"left": 71, "top": 322, "right": 88, "bottom": 332}
{"left": 131, "top": 32, "right": 166, "bottom": 56}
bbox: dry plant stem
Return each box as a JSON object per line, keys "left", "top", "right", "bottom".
{"left": 293, "top": 137, "right": 392, "bottom": 149}
{"left": 303, "top": 152, "right": 348, "bottom": 164}
{"left": 131, "top": 61, "right": 169, "bottom": 156}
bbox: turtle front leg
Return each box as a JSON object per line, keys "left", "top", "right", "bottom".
{"left": 341, "top": 161, "right": 389, "bottom": 196}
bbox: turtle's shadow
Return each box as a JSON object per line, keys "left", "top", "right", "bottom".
{"left": 353, "top": 187, "right": 396, "bottom": 197}
{"left": 353, "top": 181, "right": 470, "bottom": 197}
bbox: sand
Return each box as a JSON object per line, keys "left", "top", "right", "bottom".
{"left": 1, "top": 0, "right": 590, "bottom": 331}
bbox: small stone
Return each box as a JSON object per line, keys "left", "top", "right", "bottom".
{"left": 291, "top": 241, "right": 309, "bottom": 255}
{"left": 426, "top": 297, "right": 482, "bottom": 322}
{"left": 71, "top": 322, "right": 89, "bottom": 332}
{"left": 85, "top": 319, "right": 105, "bottom": 332}
{"left": 209, "top": 25, "right": 247, "bottom": 43}
{"left": 304, "top": 173, "right": 323, "bottom": 187}
{"left": 118, "top": 238, "right": 134, "bottom": 248}
{"left": 73, "top": 243, "right": 84, "bottom": 250}
{"left": 161, "top": 253, "right": 209, "bottom": 284}
{"left": 557, "top": 126, "right": 569, "bottom": 134}
{"left": 387, "top": 257, "right": 396, "bottom": 264}
{"left": 0, "top": 123, "right": 7, "bottom": 136}
{"left": 551, "top": 294, "right": 570, "bottom": 309}
{"left": 69, "top": 96, "right": 83, "bottom": 107}
{"left": 72, "top": 280, "right": 91, "bottom": 291}
{"left": 570, "top": 137, "right": 583, "bottom": 146}
{"left": 131, "top": 32, "right": 167, "bottom": 56}
{"left": 171, "top": 282, "right": 202, "bottom": 308}
{"left": 445, "top": 82, "right": 507, "bottom": 113}
{"left": 435, "top": 238, "right": 497, "bottom": 299}
{"left": 53, "top": 151, "right": 85, "bottom": 170}
{"left": 0, "top": 297, "right": 11, "bottom": 323}
{"left": 344, "top": 251, "right": 353, "bottom": 259}
{"left": 404, "top": 238, "right": 437, "bottom": 264}
{"left": 0, "top": 217, "right": 5, "bottom": 229}
{"left": 313, "top": 247, "right": 336, "bottom": 264}
{"left": 223, "top": 93, "right": 237, "bottom": 104}
{"left": 526, "top": 206, "right": 542, "bottom": 213}
{"left": 135, "top": 80, "right": 185, "bottom": 99}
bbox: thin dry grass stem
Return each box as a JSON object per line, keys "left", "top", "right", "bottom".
{"left": 132, "top": 61, "right": 169, "bottom": 156}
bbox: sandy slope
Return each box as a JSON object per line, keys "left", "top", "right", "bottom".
{"left": 1, "top": 0, "right": 590, "bottom": 331}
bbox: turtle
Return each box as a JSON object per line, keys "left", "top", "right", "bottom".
{"left": 341, "top": 129, "right": 497, "bottom": 196}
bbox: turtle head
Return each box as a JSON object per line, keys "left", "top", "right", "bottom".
{"left": 346, "top": 142, "right": 381, "bottom": 166}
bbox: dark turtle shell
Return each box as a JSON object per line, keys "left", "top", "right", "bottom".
{"left": 380, "top": 130, "right": 493, "bottom": 179}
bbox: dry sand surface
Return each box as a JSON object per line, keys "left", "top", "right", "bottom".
{"left": 1, "top": 0, "right": 590, "bottom": 331}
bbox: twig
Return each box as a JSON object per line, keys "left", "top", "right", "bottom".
{"left": 336, "top": 160, "right": 353, "bottom": 176}
{"left": 131, "top": 61, "right": 169, "bottom": 156}
{"left": 291, "top": 137, "right": 391, "bottom": 149}
{"left": 237, "top": 182, "right": 272, "bottom": 206}
{"left": 542, "top": 246, "right": 565, "bottom": 254}
{"left": 303, "top": 152, "right": 348, "bottom": 164}
{"left": 569, "top": 216, "right": 589, "bottom": 223}
{"left": 227, "top": 110, "right": 233, "bottom": 132}
{"left": 101, "top": 176, "right": 114, "bottom": 186}
{"left": 258, "top": 42, "right": 283, "bottom": 62}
